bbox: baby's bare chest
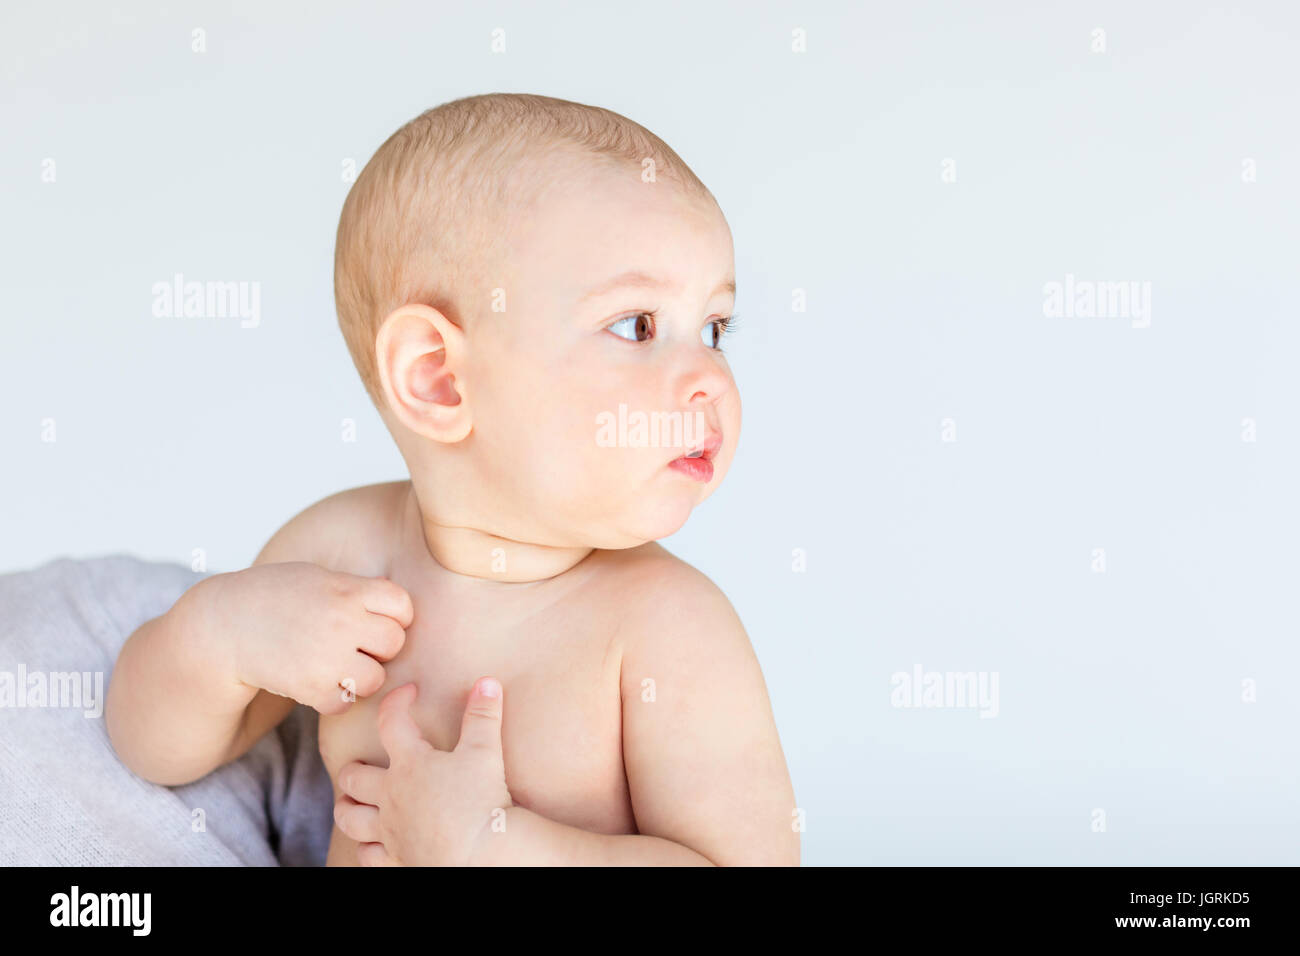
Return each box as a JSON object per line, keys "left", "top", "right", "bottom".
{"left": 317, "top": 596, "right": 637, "bottom": 835}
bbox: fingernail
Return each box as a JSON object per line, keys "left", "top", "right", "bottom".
{"left": 479, "top": 677, "right": 501, "bottom": 698}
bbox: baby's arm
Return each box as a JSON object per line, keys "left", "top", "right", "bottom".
{"left": 104, "top": 566, "right": 273, "bottom": 787}
{"left": 475, "top": 560, "right": 799, "bottom": 866}
{"left": 615, "top": 565, "right": 800, "bottom": 865}
{"left": 106, "top": 487, "right": 410, "bottom": 786}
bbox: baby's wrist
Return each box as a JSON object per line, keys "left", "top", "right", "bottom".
{"left": 174, "top": 571, "right": 247, "bottom": 688}
{"left": 468, "top": 806, "right": 518, "bottom": 866}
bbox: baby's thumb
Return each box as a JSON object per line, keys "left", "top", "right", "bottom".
{"left": 455, "top": 677, "right": 504, "bottom": 754}
{"left": 375, "top": 683, "right": 427, "bottom": 758}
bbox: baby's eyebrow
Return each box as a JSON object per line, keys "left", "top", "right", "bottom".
{"left": 579, "top": 270, "right": 735, "bottom": 303}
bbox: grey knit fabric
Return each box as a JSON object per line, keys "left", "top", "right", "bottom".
{"left": 0, "top": 555, "right": 333, "bottom": 866}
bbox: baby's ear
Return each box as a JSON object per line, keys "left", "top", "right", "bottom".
{"left": 375, "top": 303, "right": 471, "bottom": 442}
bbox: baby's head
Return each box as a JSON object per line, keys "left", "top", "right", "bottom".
{"left": 335, "top": 93, "right": 739, "bottom": 554}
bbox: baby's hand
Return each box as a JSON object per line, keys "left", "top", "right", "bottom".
{"left": 216, "top": 562, "right": 413, "bottom": 715}
{"left": 333, "top": 679, "right": 513, "bottom": 866}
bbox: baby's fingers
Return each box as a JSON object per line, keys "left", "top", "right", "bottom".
{"left": 334, "top": 794, "right": 381, "bottom": 844}
{"left": 360, "top": 576, "right": 415, "bottom": 629}
{"left": 357, "top": 842, "right": 400, "bottom": 867}
{"left": 357, "top": 616, "right": 406, "bottom": 663}
{"left": 343, "top": 652, "right": 388, "bottom": 700}
{"left": 337, "top": 759, "right": 385, "bottom": 805}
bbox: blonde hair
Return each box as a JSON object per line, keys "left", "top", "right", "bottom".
{"left": 333, "top": 92, "right": 712, "bottom": 407}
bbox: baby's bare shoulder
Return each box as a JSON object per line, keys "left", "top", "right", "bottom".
{"left": 596, "top": 544, "right": 763, "bottom": 730}
{"left": 253, "top": 480, "right": 409, "bottom": 577}
{"left": 593, "top": 543, "right": 741, "bottom": 638}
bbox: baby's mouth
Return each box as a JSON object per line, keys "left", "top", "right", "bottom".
{"left": 681, "top": 432, "right": 723, "bottom": 461}
{"left": 668, "top": 431, "right": 722, "bottom": 482}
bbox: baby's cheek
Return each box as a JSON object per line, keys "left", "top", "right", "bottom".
{"left": 523, "top": 416, "right": 612, "bottom": 501}
{"left": 720, "top": 392, "right": 742, "bottom": 458}
{"left": 727, "top": 390, "right": 742, "bottom": 437}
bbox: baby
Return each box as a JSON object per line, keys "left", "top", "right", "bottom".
{"left": 105, "top": 93, "right": 798, "bottom": 865}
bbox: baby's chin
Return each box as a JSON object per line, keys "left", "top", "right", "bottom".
{"left": 528, "top": 471, "right": 722, "bottom": 549}
{"left": 591, "top": 490, "right": 705, "bottom": 549}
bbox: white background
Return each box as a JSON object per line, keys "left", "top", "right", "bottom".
{"left": 2, "top": 1, "right": 1297, "bottom": 864}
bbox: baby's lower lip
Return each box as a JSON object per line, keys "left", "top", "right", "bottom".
{"left": 668, "top": 456, "right": 714, "bottom": 482}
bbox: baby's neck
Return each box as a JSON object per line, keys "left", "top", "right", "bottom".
{"left": 403, "top": 483, "right": 594, "bottom": 583}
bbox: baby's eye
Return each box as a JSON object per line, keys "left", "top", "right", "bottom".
{"left": 606, "top": 312, "right": 655, "bottom": 343}
{"left": 702, "top": 315, "right": 735, "bottom": 350}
